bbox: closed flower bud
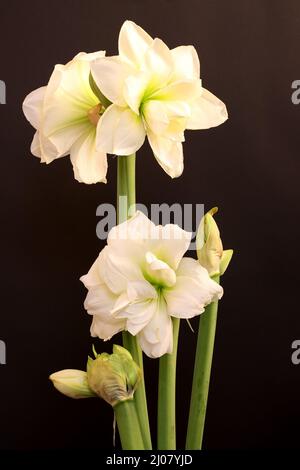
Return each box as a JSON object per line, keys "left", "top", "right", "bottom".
{"left": 197, "top": 207, "right": 233, "bottom": 277}
{"left": 49, "top": 369, "right": 96, "bottom": 399}
{"left": 87, "top": 345, "right": 141, "bottom": 407}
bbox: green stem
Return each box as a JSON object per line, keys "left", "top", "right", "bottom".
{"left": 157, "top": 317, "right": 180, "bottom": 450}
{"left": 114, "top": 400, "right": 145, "bottom": 450}
{"left": 185, "top": 276, "right": 220, "bottom": 450}
{"left": 117, "top": 155, "right": 152, "bottom": 450}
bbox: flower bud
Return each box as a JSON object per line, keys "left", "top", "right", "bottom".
{"left": 87, "top": 345, "right": 141, "bottom": 407}
{"left": 197, "top": 207, "right": 233, "bottom": 277}
{"left": 49, "top": 369, "right": 96, "bottom": 399}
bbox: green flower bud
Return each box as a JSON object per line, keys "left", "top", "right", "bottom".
{"left": 87, "top": 345, "right": 141, "bottom": 407}
{"left": 197, "top": 207, "right": 233, "bottom": 277}
{"left": 49, "top": 369, "right": 96, "bottom": 399}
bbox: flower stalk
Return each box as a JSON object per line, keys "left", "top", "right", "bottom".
{"left": 185, "top": 275, "right": 220, "bottom": 450}
{"left": 117, "top": 154, "right": 152, "bottom": 450}
{"left": 186, "top": 208, "right": 232, "bottom": 449}
{"left": 114, "top": 399, "right": 145, "bottom": 450}
{"left": 157, "top": 317, "right": 180, "bottom": 450}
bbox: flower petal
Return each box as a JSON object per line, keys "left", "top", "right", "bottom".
{"left": 171, "top": 46, "right": 200, "bottom": 80}
{"left": 113, "top": 280, "right": 158, "bottom": 335}
{"left": 142, "top": 100, "right": 170, "bottom": 135}
{"left": 123, "top": 72, "right": 149, "bottom": 114}
{"left": 153, "top": 79, "right": 202, "bottom": 102}
{"left": 23, "top": 86, "right": 46, "bottom": 129}
{"left": 119, "top": 20, "right": 153, "bottom": 68}
{"left": 187, "top": 87, "right": 228, "bottom": 130}
{"left": 70, "top": 127, "right": 107, "bottom": 184}
{"left": 143, "top": 100, "right": 190, "bottom": 140}
{"left": 147, "top": 131, "right": 183, "bottom": 178}
{"left": 80, "top": 256, "right": 103, "bottom": 288}
{"left": 138, "top": 298, "right": 173, "bottom": 358}
{"left": 125, "top": 299, "right": 157, "bottom": 336}
{"left": 90, "top": 315, "right": 125, "bottom": 340}
{"left": 97, "top": 246, "right": 144, "bottom": 295}
{"left": 30, "top": 131, "right": 42, "bottom": 158}
{"left": 107, "top": 211, "right": 156, "bottom": 265}
{"left": 83, "top": 284, "right": 125, "bottom": 340}
{"left": 164, "top": 257, "right": 223, "bottom": 319}
{"left": 151, "top": 224, "right": 192, "bottom": 271}
{"left": 144, "top": 38, "right": 173, "bottom": 87}
{"left": 38, "top": 132, "right": 66, "bottom": 163}
{"left": 91, "top": 56, "right": 132, "bottom": 107}
{"left": 97, "top": 104, "right": 146, "bottom": 155}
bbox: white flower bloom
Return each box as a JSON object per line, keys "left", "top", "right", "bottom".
{"left": 23, "top": 51, "right": 108, "bottom": 184}
{"left": 91, "top": 20, "right": 228, "bottom": 178}
{"left": 81, "top": 211, "right": 223, "bottom": 358}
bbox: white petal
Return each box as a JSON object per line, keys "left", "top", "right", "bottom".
{"left": 153, "top": 79, "right": 202, "bottom": 102}
{"left": 127, "top": 279, "right": 157, "bottom": 302}
{"left": 39, "top": 132, "right": 65, "bottom": 163}
{"left": 70, "top": 127, "right": 107, "bottom": 184}
{"left": 171, "top": 46, "right": 200, "bottom": 80}
{"left": 30, "top": 131, "right": 42, "bottom": 158}
{"left": 23, "top": 86, "right": 46, "bottom": 129}
{"left": 108, "top": 210, "right": 156, "bottom": 245}
{"left": 151, "top": 224, "right": 192, "bottom": 271}
{"left": 144, "top": 38, "right": 173, "bottom": 86}
{"left": 90, "top": 315, "right": 125, "bottom": 340}
{"left": 83, "top": 284, "right": 125, "bottom": 340}
{"left": 97, "top": 246, "right": 144, "bottom": 295}
{"left": 80, "top": 256, "right": 103, "bottom": 288}
{"left": 119, "top": 20, "right": 153, "bottom": 68}
{"left": 97, "top": 104, "right": 146, "bottom": 155}
{"left": 111, "top": 280, "right": 156, "bottom": 315}
{"left": 91, "top": 56, "right": 132, "bottom": 107}
{"left": 123, "top": 72, "right": 149, "bottom": 114}
{"left": 113, "top": 281, "right": 158, "bottom": 336}
{"left": 147, "top": 131, "right": 183, "bottom": 178}
{"left": 105, "top": 211, "right": 156, "bottom": 272}
{"left": 78, "top": 50, "right": 106, "bottom": 62}
{"left": 138, "top": 298, "right": 173, "bottom": 358}
{"left": 143, "top": 100, "right": 190, "bottom": 142}
{"left": 142, "top": 100, "right": 170, "bottom": 135}
{"left": 125, "top": 299, "right": 157, "bottom": 336}
{"left": 187, "top": 87, "right": 228, "bottom": 130}
{"left": 164, "top": 257, "right": 223, "bottom": 319}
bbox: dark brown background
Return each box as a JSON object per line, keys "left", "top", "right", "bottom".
{"left": 0, "top": 0, "right": 299, "bottom": 450}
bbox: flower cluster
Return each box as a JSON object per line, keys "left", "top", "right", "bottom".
{"left": 23, "top": 21, "right": 227, "bottom": 183}
{"left": 24, "top": 17, "right": 232, "bottom": 451}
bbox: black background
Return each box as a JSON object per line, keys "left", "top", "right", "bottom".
{"left": 0, "top": 0, "right": 299, "bottom": 450}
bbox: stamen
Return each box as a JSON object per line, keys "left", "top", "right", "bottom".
{"left": 87, "top": 103, "right": 102, "bottom": 126}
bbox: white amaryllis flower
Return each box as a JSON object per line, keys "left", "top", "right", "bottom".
{"left": 80, "top": 211, "right": 223, "bottom": 358}
{"left": 91, "top": 20, "right": 228, "bottom": 178}
{"left": 22, "top": 52, "right": 108, "bottom": 184}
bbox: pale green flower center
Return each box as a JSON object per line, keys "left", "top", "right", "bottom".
{"left": 143, "top": 251, "right": 176, "bottom": 289}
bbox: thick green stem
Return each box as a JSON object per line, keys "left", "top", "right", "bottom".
{"left": 114, "top": 400, "right": 145, "bottom": 450}
{"left": 117, "top": 155, "right": 152, "bottom": 450}
{"left": 157, "top": 317, "right": 180, "bottom": 450}
{"left": 185, "top": 276, "right": 220, "bottom": 450}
